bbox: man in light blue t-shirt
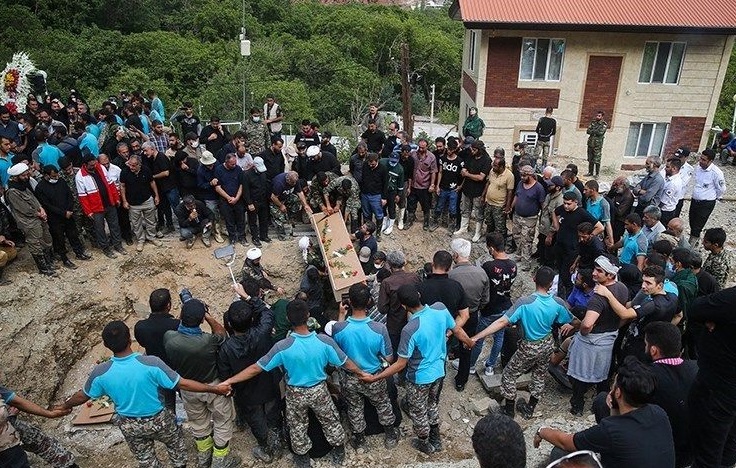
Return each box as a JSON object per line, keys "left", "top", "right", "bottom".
{"left": 332, "top": 283, "right": 398, "bottom": 450}
{"left": 473, "top": 266, "right": 574, "bottom": 420}
{"left": 57, "top": 321, "right": 230, "bottom": 468}
{"left": 362, "top": 284, "right": 474, "bottom": 455}
{"left": 222, "top": 299, "right": 365, "bottom": 468}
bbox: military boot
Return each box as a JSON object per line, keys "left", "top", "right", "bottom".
{"left": 383, "top": 425, "right": 399, "bottom": 448}
{"left": 195, "top": 435, "right": 214, "bottom": 468}
{"left": 428, "top": 424, "right": 443, "bottom": 452}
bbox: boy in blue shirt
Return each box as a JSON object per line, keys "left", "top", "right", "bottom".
{"left": 473, "top": 266, "right": 574, "bottom": 419}
{"left": 362, "top": 284, "right": 475, "bottom": 454}
{"left": 332, "top": 283, "right": 399, "bottom": 450}
{"left": 57, "top": 321, "right": 231, "bottom": 468}
{"left": 222, "top": 299, "right": 366, "bottom": 468}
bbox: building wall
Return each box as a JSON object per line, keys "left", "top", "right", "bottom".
{"left": 459, "top": 29, "right": 734, "bottom": 169}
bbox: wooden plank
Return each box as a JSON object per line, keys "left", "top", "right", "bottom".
{"left": 310, "top": 211, "right": 366, "bottom": 302}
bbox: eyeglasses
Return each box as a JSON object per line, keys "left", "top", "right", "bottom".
{"left": 545, "top": 450, "right": 602, "bottom": 468}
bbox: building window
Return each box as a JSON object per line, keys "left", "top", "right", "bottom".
{"left": 625, "top": 123, "right": 669, "bottom": 157}
{"left": 467, "top": 30, "right": 478, "bottom": 72}
{"left": 638, "top": 42, "right": 686, "bottom": 84}
{"left": 519, "top": 38, "right": 565, "bottom": 81}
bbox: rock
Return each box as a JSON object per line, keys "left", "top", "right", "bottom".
{"left": 480, "top": 372, "right": 533, "bottom": 395}
{"left": 449, "top": 408, "right": 462, "bottom": 421}
{"left": 440, "top": 421, "right": 452, "bottom": 433}
{"left": 487, "top": 398, "right": 500, "bottom": 413}
{"left": 133, "top": 302, "right": 149, "bottom": 318}
{"left": 462, "top": 418, "right": 469, "bottom": 424}
{"left": 470, "top": 397, "right": 493, "bottom": 415}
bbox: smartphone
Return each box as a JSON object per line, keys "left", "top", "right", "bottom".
{"left": 214, "top": 244, "right": 235, "bottom": 259}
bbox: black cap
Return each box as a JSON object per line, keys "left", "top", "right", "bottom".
{"left": 400, "top": 144, "right": 412, "bottom": 152}
{"left": 181, "top": 299, "right": 207, "bottom": 327}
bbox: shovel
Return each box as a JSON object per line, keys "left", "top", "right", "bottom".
{"left": 214, "top": 245, "right": 238, "bottom": 286}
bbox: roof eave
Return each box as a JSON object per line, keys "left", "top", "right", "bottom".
{"left": 460, "top": 21, "right": 736, "bottom": 35}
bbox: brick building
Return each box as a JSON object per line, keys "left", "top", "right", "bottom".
{"left": 449, "top": 0, "right": 736, "bottom": 169}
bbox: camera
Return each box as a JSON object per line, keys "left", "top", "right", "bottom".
{"left": 180, "top": 288, "right": 193, "bottom": 303}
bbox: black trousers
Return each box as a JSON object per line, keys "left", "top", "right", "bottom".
{"left": 156, "top": 190, "right": 174, "bottom": 229}
{"left": 219, "top": 199, "right": 245, "bottom": 242}
{"left": 407, "top": 188, "right": 431, "bottom": 216}
{"left": 536, "top": 233, "right": 557, "bottom": 268}
{"left": 237, "top": 398, "right": 282, "bottom": 447}
{"left": 689, "top": 375, "right": 736, "bottom": 468}
{"left": 247, "top": 203, "right": 270, "bottom": 241}
{"left": 660, "top": 209, "right": 676, "bottom": 228}
{"left": 689, "top": 199, "right": 716, "bottom": 239}
{"left": 0, "top": 445, "right": 30, "bottom": 468}
{"left": 48, "top": 216, "right": 84, "bottom": 256}
{"left": 570, "top": 377, "right": 609, "bottom": 412}
{"left": 117, "top": 204, "right": 132, "bottom": 241}
{"left": 674, "top": 198, "right": 685, "bottom": 218}
{"left": 454, "top": 313, "right": 478, "bottom": 386}
{"left": 556, "top": 247, "right": 577, "bottom": 299}
{"left": 612, "top": 219, "right": 626, "bottom": 244}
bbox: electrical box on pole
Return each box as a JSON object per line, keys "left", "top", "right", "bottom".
{"left": 239, "top": 28, "right": 251, "bottom": 57}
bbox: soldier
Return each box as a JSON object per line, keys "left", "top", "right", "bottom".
{"left": 221, "top": 299, "right": 367, "bottom": 468}
{"left": 702, "top": 228, "right": 733, "bottom": 289}
{"left": 241, "top": 108, "right": 269, "bottom": 157}
{"left": 307, "top": 171, "right": 337, "bottom": 213}
{"left": 363, "top": 284, "right": 475, "bottom": 454}
{"left": 472, "top": 266, "right": 574, "bottom": 419}
{"left": 59, "top": 156, "right": 95, "bottom": 245}
{"left": 5, "top": 163, "right": 56, "bottom": 276}
{"left": 585, "top": 111, "right": 607, "bottom": 177}
{"left": 324, "top": 174, "right": 361, "bottom": 230}
{"left": 332, "top": 283, "right": 399, "bottom": 450}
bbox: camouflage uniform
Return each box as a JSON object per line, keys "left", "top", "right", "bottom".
{"left": 116, "top": 409, "right": 187, "bottom": 468}
{"left": 308, "top": 172, "right": 337, "bottom": 212}
{"left": 12, "top": 418, "right": 76, "bottom": 467}
{"left": 484, "top": 205, "right": 507, "bottom": 238}
{"left": 512, "top": 215, "right": 538, "bottom": 268}
{"left": 240, "top": 258, "right": 275, "bottom": 290}
{"left": 242, "top": 120, "right": 270, "bottom": 156}
{"left": 269, "top": 192, "right": 303, "bottom": 235}
{"left": 325, "top": 175, "right": 361, "bottom": 222}
{"left": 703, "top": 249, "right": 733, "bottom": 289}
{"left": 405, "top": 378, "right": 443, "bottom": 439}
{"left": 500, "top": 334, "right": 553, "bottom": 402}
{"left": 60, "top": 169, "right": 93, "bottom": 242}
{"left": 285, "top": 382, "right": 345, "bottom": 456}
{"left": 586, "top": 119, "right": 608, "bottom": 164}
{"left": 340, "top": 371, "right": 395, "bottom": 434}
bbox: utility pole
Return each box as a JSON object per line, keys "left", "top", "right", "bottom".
{"left": 429, "top": 83, "right": 435, "bottom": 138}
{"left": 400, "top": 43, "right": 413, "bottom": 140}
{"left": 239, "top": 0, "right": 251, "bottom": 123}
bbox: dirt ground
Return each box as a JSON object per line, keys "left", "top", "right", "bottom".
{"left": 2, "top": 157, "right": 734, "bottom": 468}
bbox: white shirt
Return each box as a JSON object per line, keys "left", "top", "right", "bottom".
{"left": 236, "top": 153, "right": 253, "bottom": 170}
{"left": 105, "top": 163, "right": 122, "bottom": 185}
{"left": 660, "top": 162, "right": 693, "bottom": 194}
{"left": 660, "top": 172, "right": 683, "bottom": 212}
{"left": 693, "top": 163, "right": 726, "bottom": 201}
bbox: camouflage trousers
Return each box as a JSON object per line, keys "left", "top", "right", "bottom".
{"left": 587, "top": 144, "right": 603, "bottom": 164}
{"left": 117, "top": 409, "right": 187, "bottom": 468}
{"left": 484, "top": 204, "right": 508, "bottom": 238}
{"left": 285, "top": 382, "right": 345, "bottom": 455}
{"left": 512, "top": 215, "right": 538, "bottom": 263}
{"left": 535, "top": 140, "right": 551, "bottom": 164}
{"left": 13, "top": 418, "right": 76, "bottom": 467}
{"left": 341, "top": 371, "right": 395, "bottom": 434}
{"left": 500, "top": 334, "right": 553, "bottom": 402}
{"left": 405, "top": 377, "right": 443, "bottom": 439}
{"left": 269, "top": 194, "right": 303, "bottom": 231}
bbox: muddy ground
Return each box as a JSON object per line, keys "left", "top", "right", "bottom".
{"left": 2, "top": 157, "right": 734, "bottom": 468}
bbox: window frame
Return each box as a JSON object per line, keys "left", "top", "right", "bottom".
{"left": 638, "top": 41, "right": 687, "bottom": 85}
{"left": 625, "top": 122, "right": 670, "bottom": 158}
{"left": 518, "top": 37, "right": 565, "bottom": 82}
{"left": 467, "top": 30, "right": 478, "bottom": 72}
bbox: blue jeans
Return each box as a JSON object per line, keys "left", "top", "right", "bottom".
{"left": 361, "top": 193, "right": 383, "bottom": 223}
{"left": 434, "top": 188, "right": 458, "bottom": 216}
{"left": 470, "top": 313, "right": 505, "bottom": 369}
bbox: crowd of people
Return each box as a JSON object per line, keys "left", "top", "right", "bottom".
{"left": 0, "top": 89, "right": 735, "bottom": 468}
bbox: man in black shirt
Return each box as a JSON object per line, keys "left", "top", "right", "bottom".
{"left": 431, "top": 142, "right": 463, "bottom": 232}
{"left": 397, "top": 145, "right": 415, "bottom": 230}
{"left": 133, "top": 288, "right": 181, "bottom": 410}
{"left": 359, "top": 153, "right": 388, "bottom": 240}
{"left": 361, "top": 120, "right": 385, "bottom": 154}
{"left": 535, "top": 107, "right": 556, "bottom": 167}
{"left": 320, "top": 131, "right": 338, "bottom": 159}
{"left": 688, "top": 286, "right": 736, "bottom": 468}
{"left": 572, "top": 221, "right": 607, "bottom": 272}
{"left": 293, "top": 119, "right": 320, "bottom": 148}
{"left": 535, "top": 355, "right": 675, "bottom": 468}
{"left": 175, "top": 195, "right": 213, "bottom": 249}
{"left": 553, "top": 192, "right": 603, "bottom": 298}
{"left": 455, "top": 140, "right": 491, "bottom": 240}
{"left": 120, "top": 154, "right": 163, "bottom": 252}
{"left": 304, "top": 145, "right": 341, "bottom": 181}
{"left": 566, "top": 255, "right": 628, "bottom": 415}
{"left": 143, "top": 142, "right": 178, "bottom": 236}
{"left": 257, "top": 136, "right": 284, "bottom": 183}
{"left": 199, "top": 116, "right": 230, "bottom": 156}
{"left": 242, "top": 157, "right": 272, "bottom": 247}
{"left": 471, "top": 232, "right": 517, "bottom": 376}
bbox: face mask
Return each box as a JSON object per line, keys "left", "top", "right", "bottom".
{"left": 252, "top": 117, "right": 261, "bottom": 123}
{"left": 513, "top": 151, "right": 520, "bottom": 157}
{"left": 190, "top": 141, "right": 199, "bottom": 148}
{"left": 373, "top": 263, "right": 382, "bottom": 269}
{"left": 48, "top": 178, "right": 59, "bottom": 184}
{"left": 17, "top": 123, "right": 24, "bottom": 132}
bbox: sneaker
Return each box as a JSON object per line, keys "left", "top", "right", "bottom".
{"left": 516, "top": 400, "right": 535, "bottom": 420}
{"left": 329, "top": 445, "right": 345, "bottom": 465}
{"left": 164, "top": 226, "right": 175, "bottom": 235}
{"left": 469, "top": 367, "right": 476, "bottom": 375}
{"left": 454, "top": 382, "right": 465, "bottom": 392}
{"left": 450, "top": 358, "right": 460, "bottom": 370}
{"left": 136, "top": 242, "right": 144, "bottom": 252}
{"left": 214, "top": 232, "right": 224, "bottom": 243}
{"left": 75, "top": 252, "right": 93, "bottom": 260}
{"left": 484, "top": 366, "right": 495, "bottom": 376}
{"left": 350, "top": 432, "right": 366, "bottom": 450}
{"left": 114, "top": 245, "right": 127, "bottom": 255}
{"left": 103, "top": 249, "right": 117, "bottom": 259}
{"left": 155, "top": 230, "right": 164, "bottom": 238}
{"left": 186, "top": 239, "right": 195, "bottom": 249}
{"left": 202, "top": 237, "right": 211, "bottom": 247}
{"left": 252, "top": 445, "right": 273, "bottom": 464}
{"left": 252, "top": 238, "right": 261, "bottom": 247}
{"left": 261, "top": 236, "right": 272, "bottom": 243}
{"left": 239, "top": 238, "right": 249, "bottom": 246}
{"left": 569, "top": 406, "right": 584, "bottom": 417}
{"left": 411, "top": 437, "right": 435, "bottom": 455}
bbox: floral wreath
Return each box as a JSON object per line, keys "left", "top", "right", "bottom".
{"left": 1, "top": 52, "right": 36, "bottom": 115}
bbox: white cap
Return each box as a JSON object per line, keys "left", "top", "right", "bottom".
{"left": 298, "top": 236, "right": 311, "bottom": 250}
{"left": 324, "top": 320, "right": 337, "bottom": 337}
{"left": 246, "top": 247, "right": 262, "bottom": 260}
{"left": 285, "top": 145, "right": 298, "bottom": 157}
{"left": 199, "top": 150, "right": 216, "bottom": 165}
{"left": 359, "top": 246, "right": 372, "bottom": 263}
{"left": 253, "top": 157, "right": 267, "bottom": 173}
{"left": 7, "top": 163, "right": 29, "bottom": 177}
{"left": 306, "top": 145, "right": 320, "bottom": 158}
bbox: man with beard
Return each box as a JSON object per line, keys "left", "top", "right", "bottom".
{"left": 242, "top": 157, "right": 272, "bottom": 247}
{"left": 633, "top": 156, "right": 665, "bottom": 217}
{"left": 294, "top": 119, "right": 320, "bottom": 148}
{"left": 199, "top": 116, "right": 230, "bottom": 156}
{"left": 607, "top": 176, "right": 635, "bottom": 243}
{"left": 196, "top": 150, "right": 225, "bottom": 243}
